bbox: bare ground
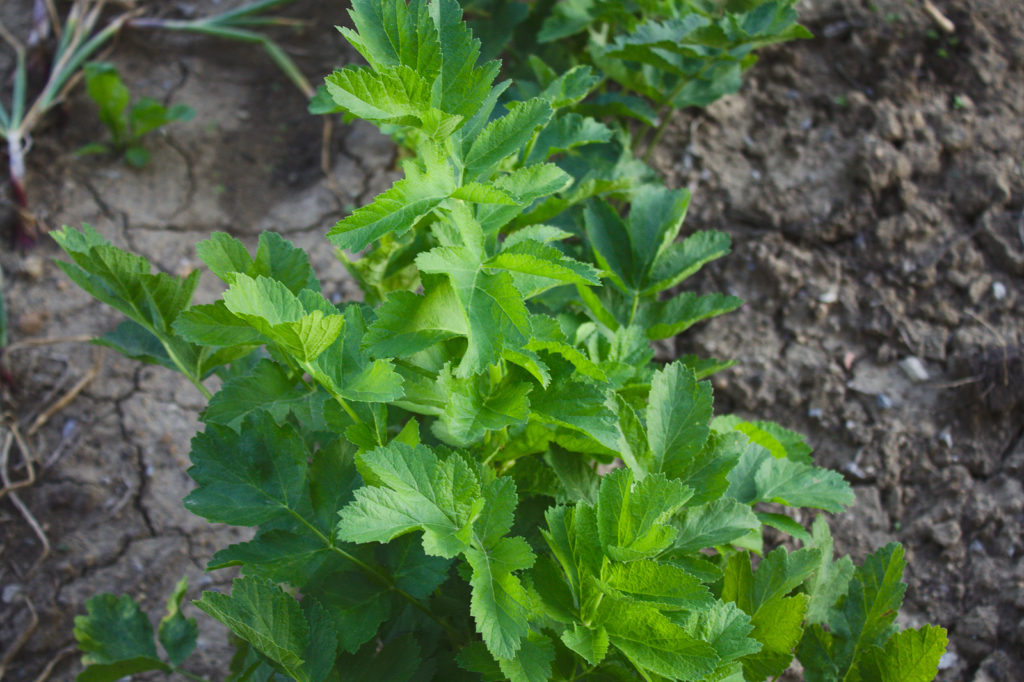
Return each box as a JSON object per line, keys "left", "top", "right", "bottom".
{"left": 1, "top": 0, "right": 1022, "bottom": 679}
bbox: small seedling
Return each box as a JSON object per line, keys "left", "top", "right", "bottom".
{"left": 76, "top": 62, "right": 195, "bottom": 167}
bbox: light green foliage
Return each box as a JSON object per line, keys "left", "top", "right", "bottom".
{"left": 61, "top": 1, "right": 944, "bottom": 680}
{"left": 78, "top": 62, "right": 194, "bottom": 167}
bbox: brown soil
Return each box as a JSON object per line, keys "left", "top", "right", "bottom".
{"left": 1, "top": 0, "right": 1022, "bottom": 680}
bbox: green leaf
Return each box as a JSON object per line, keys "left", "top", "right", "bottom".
{"left": 644, "top": 292, "right": 744, "bottom": 340}
{"left": 328, "top": 160, "right": 454, "bottom": 251}
{"left": 173, "top": 301, "right": 265, "bottom": 348}
{"left": 129, "top": 97, "right": 193, "bottom": 139}
{"left": 195, "top": 576, "right": 336, "bottom": 682}
{"left": 670, "top": 498, "right": 760, "bottom": 554}
{"left": 858, "top": 625, "right": 948, "bottom": 682}
{"left": 678, "top": 600, "right": 760, "bottom": 665}
{"left": 430, "top": 0, "right": 502, "bottom": 119}
{"left": 75, "top": 593, "right": 169, "bottom": 681}
{"left": 83, "top": 62, "right": 129, "bottom": 144}
{"left": 416, "top": 245, "right": 531, "bottom": 376}
{"left": 202, "top": 359, "right": 309, "bottom": 428}
{"left": 343, "top": 0, "right": 441, "bottom": 76}
{"left": 541, "top": 504, "right": 603, "bottom": 607}
{"left": 124, "top": 146, "right": 150, "bottom": 168}
{"left": 308, "top": 306, "right": 405, "bottom": 402}
{"left": 53, "top": 226, "right": 198, "bottom": 337}
{"left": 722, "top": 546, "right": 820, "bottom": 616}
{"left": 158, "top": 577, "right": 198, "bottom": 667}
{"left": 530, "top": 378, "right": 618, "bottom": 451}
{"left": 184, "top": 414, "right": 311, "bottom": 526}
{"left": 835, "top": 544, "right": 909, "bottom": 665}
{"left": 466, "top": 536, "right": 536, "bottom": 659}
{"left": 526, "top": 113, "right": 612, "bottom": 164}
{"left": 742, "top": 594, "right": 807, "bottom": 680}
{"left": 645, "top": 362, "right": 713, "bottom": 478}
{"left": 325, "top": 64, "right": 441, "bottom": 128}
{"left": 804, "top": 515, "right": 854, "bottom": 626}
{"left": 498, "top": 632, "right": 555, "bottom": 682}
{"left": 561, "top": 623, "right": 609, "bottom": 667}
{"left": 337, "top": 442, "right": 483, "bottom": 558}
{"left": 222, "top": 274, "right": 345, "bottom": 363}
{"left": 598, "top": 598, "right": 720, "bottom": 680}
{"left": 197, "top": 231, "right": 319, "bottom": 294}
{"left": 364, "top": 285, "right": 468, "bottom": 358}
{"left": 463, "top": 98, "right": 553, "bottom": 181}
{"left": 487, "top": 239, "right": 601, "bottom": 296}
{"left": 727, "top": 443, "right": 854, "bottom": 513}
{"left": 599, "top": 559, "right": 714, "bottom": 612}
{"left": 597, "top": 468, "right": 692, "bottom": 562}
{"left": 646, "top": 229, "right": 731, "bottom": 294}
{"left": 437, "top": 365, "right": 531, "bottom": 447}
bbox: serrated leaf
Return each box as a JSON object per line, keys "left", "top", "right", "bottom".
{"left": 645, "top": 361, "right": 713, "bottom": 477}
{"left": 184, "top": 414, "right": 311, "bottom": 527}
{"left": 678, "top": 600, "right": 760, "bottom": 664}
{"left": 646, "top": 229, "right": 730, "bottom": 294}
{"left": 835, "top": 544, "right": 908, "bottom": 663}
{"left": 722, "top": 546, "right": 820, "bottom": 616}
{"left": 670, "top": 498, "right": 761, "bottom": 554}
{"left": 195, "top": 577, "right": 335, "bottom": 682}
{"left": 363, "top": 285, "right": 468, "bottom": 358}
{"left": 727, "top": 443, "right": 854, "bottom": 513}
{"left": 328, "top": 163, "right": 454, "bottom": 252}
{"left": 209, "top": 529, "right": 330, "bottom": 585}
{"left": 644, "top": 291, "right": 744, "bottom": 340}
{"left": 222, "top": 274, "right": 344, "bottom": 363}
{"left": 858, "top": 625, "right": 948, "bottom": 682}
{"left": 416, "top": 245, "right": 531, "bottom": 376}
{"left": 804, "top": 515, "right": 855, "bottom": 626}
{"left": 436, "top": 365, "right": 531, "bottom": 446}
{"left": 498, "top": 632, "right": 555, "bottom": 682}
{"left": 337, "top": 442, "right": 482, "bottom": 558}
{"left": 541, "top": 504, "right": 603, "bottom": 606}
{"left": 487, "top": 239, "right": 600, "bottom": 296}
{"left": 599, "top": 560, "right": 714, "bottom": 611}
{"left": 158, "top": 577, "right": 198, "bottom": 667}
{"left": 463, "top": 98, "right": 553, "bottom": 181}
{"left": 75, "top": 594, "right": 168, "bottom": 680}
{"left": 304, "top": 567, "right": 392, "bottom": 655}
{"left": 530, "top": 378, "right": 618, "bottom": 451}
{"left": 430, "top": 0, "right": 502, "bottom": 119}
{"left": 561, "top": 623, "right": 609, "bottom": 666}
{"left": 173, "top": 301, "right": 265, "bottom": 348}
{"left": 202, "top": 359, "right": 308, "bottom": 428}
{"left": 466, "top": 536, "right": 536, "bottom": 659}
{"left": 598, "top": 599, "right": 720, "bottom": 680}
{"left": 742, "top": 594, "right": 807, "bottom": 680}
{"left": 197, "top": 231, "right": 318, "bottom": 294}
{"left": 343, "top": 0, "right": 441, "bottom": 76}
{"left": 308, "top": 306, "right": 404, "bottom": 402}
{"left": 597, "top": 468, "right": 692, "bottom": 562}
{"left": 526, "top": 113, "right": 612, "bottom": 164}
{"left": 325, "top": 64, "right": 433, "bottom": 123}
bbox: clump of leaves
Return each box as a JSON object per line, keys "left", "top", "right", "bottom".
{"left": 75, "top": 62, "right": 195, "bottom": 167}
{"left": 64, "top": 1, "right": 946, "bottom": 680}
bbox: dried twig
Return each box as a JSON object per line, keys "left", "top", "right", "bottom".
{"left": 3, "top": 334, "right": 93, "bottom": 352}
{"left": 0, "top": 597, "right": 39, "bottom": 680}
{"left": 0, "top": 424, "right": 35, "bottom": 501}
{"left": 922, "top": 0, "right": 956, "bottom": 34}
{"left": 31, "top": 646, "right": 76, "bottom": 682}
{"left": 27, "top": 347, "right": 103, "bottom": 436}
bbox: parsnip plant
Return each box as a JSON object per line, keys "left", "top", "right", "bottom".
{"left": 63, "top": 1, "right": 946, "bottom": 680}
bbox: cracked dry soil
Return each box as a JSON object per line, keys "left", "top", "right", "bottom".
{"left": 1, "top": 0, "right": 1023, "bottom": 680}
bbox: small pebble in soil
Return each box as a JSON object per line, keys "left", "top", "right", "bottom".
{"left": 876, "top": 393, "right": 894, "bottom": 409}
{"left": 2, "top": 583, "right": 22, "bottom": 603}
{"left": 938, "top": 651, "right": 960, "bottom": 670}
{"left": 992, "top": 281, "right": 1007, "bottom": 300}
{"left": 970, "top": 540, "right": 987, "bottom": 554}
{"left": 938, "top": 428, "right": 953, "bottom": 448}
{"left": 899, "top": 356, "right": 930, "bottom": 382}
{"left": 807, "top": 407, "right": 824, "bottom": 418}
